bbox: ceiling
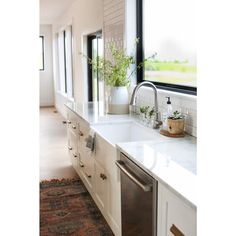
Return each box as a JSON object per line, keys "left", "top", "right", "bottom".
{"left": 40, "top": 0, "right": 76, "bottom": 24}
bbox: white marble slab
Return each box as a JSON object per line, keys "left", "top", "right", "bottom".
{"left": 65, "top": 101, "right": 133, "bottom": 124}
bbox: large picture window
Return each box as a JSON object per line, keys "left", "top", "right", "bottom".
{"left": 137, "top": 0, "right": 197, "bottom": 95}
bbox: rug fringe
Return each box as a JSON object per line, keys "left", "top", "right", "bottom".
{"left": 40, "top": 178, "right": 80, "bottom": 184}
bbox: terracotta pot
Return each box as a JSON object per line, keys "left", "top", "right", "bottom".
{"left": 167, "top": 118, "right": 185, "bottom": 134}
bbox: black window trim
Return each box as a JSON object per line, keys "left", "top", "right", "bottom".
{"left": 39, "top": 35, "right": 45, "bottom": 71}
{"left": 136, "top": 0, "right": 197, "bottom": 96}
{"left": 87, "top": 31, "right": 102, "bottom": 102}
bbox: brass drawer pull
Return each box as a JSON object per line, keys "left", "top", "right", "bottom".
{"left": 79, "top": 162, "right": 84, "bottom": 168}
{"left": 67, "top": 120, "right": 71, "bottom": 124}
{"left": 73, "top": 154, "right": 77, "bottom": 158}
{"left": 79, "top": 131, "right": 84, "bottom": 136}
{"left": 62, "top": 120, "right": 67, "bottom": 124}
{"left": 100, "top": 173, "right": 107, "bottom": 180}
{"left": 85, "top": 173, "right": 91, "bottom": 178}
{"left": 68, "top": 146, "right": 72, "bottom": 150}
{"left": 72, "top": 125, "right": 76, "bottom": 129}
{"left": 170, "top": 224, "right": 185, "bottom": 236}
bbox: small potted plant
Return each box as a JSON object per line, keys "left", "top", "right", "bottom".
{"left": 148, "top": 107, "right": 155, "bottom": 127}
{"left": 139, "top": 105, "right": 150, "bottom": 123}
{"left": 167, "top": 110, "right": 185, "bottom": 134}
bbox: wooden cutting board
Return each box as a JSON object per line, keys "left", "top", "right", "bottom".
{"left": 160, "top": 129, "right": 185, "bottom": 138}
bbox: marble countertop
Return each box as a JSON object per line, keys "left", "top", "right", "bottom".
{"left": 66, "top": 101, "right": 133, "bottom": 124}
{"left": 65, "top": 101, "right": 197, "bottom": 208}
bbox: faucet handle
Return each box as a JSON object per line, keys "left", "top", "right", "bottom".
{"left": 154, "top": 111, "right": 163, "bottom": 129}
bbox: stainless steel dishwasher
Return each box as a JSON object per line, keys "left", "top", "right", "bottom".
{"left": 116, "top": 153, "right": 157, "bottom": 236}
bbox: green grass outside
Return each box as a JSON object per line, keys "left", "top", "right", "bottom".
{"left": 145, "top": 60, "right": 196, "bottom": 73}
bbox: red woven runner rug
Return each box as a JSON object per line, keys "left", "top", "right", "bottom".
{"left": 40, "top": 178, "right": 114, "bottom": 236}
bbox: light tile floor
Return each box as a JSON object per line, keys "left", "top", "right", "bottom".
{"left": 40, "top": 107, "right": 77, "bottom": 180}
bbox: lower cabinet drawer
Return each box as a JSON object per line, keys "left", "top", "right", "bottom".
{"left": 78, "top": 153, "right": 94, "bottom": 190}
{"left": 158, "top": 184, "right": 196, "bottom": 236}
{"left": 94, "top": 160, "right": 108, "bottom": 211}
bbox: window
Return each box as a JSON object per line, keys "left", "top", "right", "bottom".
{"left": 57, "top": 26, "right": 74, "bottom": 98}
{"left": 87, "top": 31, "right": 103, "bottom": 102}
{"left": 64, "top": 26, "right": 74, "bottom": 99}
{"left": 39, "top": 36, "right": 44, "bottom": 70}
{"left": 137, "top": 0, "right": 197, "bottom": 95}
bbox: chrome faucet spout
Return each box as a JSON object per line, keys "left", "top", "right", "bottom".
{"left": 130, "top": 81, "right": 162, "bottom": 129}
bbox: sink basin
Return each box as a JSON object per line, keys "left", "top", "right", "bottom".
{"left": 91, "top": 121, "right": 163, "bottom": 146}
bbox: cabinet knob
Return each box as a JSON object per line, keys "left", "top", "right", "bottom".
{"left": 72, "top": 125, "right": 76, "bottom": 129}
{"left": 85, "top": 173, "right": 91, "bottom": 178}
{"left": 79, "top": 131, "right": 84, "bottom": 136}
{"left": 62, "top": 120, "right": 67, "bottom": 124}
{"left": 67, "top": 120, "right": 71, "bottom": 124}
{"left": 100, "top": 173, "right": 107, "bottom": 180}
{"left": 68, "top": 146, "right": 72, "bottom": 150}
{"left": 79, "top": 162, "right": 84, "bottom": 168}
{"left": 170, "top": 224, "right": 185, "bottom": 236}
{"left": 73, "top": 154, "right": 77, "bottom": 158}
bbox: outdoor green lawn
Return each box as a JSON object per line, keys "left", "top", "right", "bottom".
{"left": 145, "top": 60, "right": 196, "bottom": 73}
{"left": 144, "top": 60, "right": 197, "bottom": 86}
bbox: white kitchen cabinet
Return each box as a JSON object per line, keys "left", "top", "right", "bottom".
{"left": 66, "top": 108, "right": 94, "bottom": 189}
{"left": 94, "top": 133, "right": 121, "bottom": 236}
{"left": 158, "top": 183, "right": 196, "bottom": 236}
{"left": 94, "top": 159, "right": 108, "bottom": 210}
{"left": 65, "top": 107, "right": 120, "bottom": 235}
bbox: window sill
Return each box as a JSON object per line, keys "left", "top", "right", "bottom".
{"left": 56, "top": 90, "right": 67, "bottom": 98}
{"left": 157, "top": 87, "right": 197, "bottom": 101}
{"left": 56, "top": 91, "right": 74, "bottom": 102}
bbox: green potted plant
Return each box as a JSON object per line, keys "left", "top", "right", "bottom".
{"left": 86, "top": 40, "right": 156, "bottom": 114}
{"left": 167, "top": 110, "right": 185, "bottom": 134}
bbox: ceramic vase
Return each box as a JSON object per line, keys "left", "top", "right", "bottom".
{"left": 108, "top": 86, "right": 129, "bottom": 114}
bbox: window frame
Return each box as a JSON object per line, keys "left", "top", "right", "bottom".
{"left": 136, "top": 0, "right": 197, "bottom": 95}
{"left": 63, "top": 30, "right": 67, "bottom": 93}
{"left": 39, "top": 36, "right": 45, "bottom": 71}
{"left": 87, "top": 31, "right": 102, "bottom": 102}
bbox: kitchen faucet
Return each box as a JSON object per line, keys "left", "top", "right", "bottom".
{"left": 130, "top": 81, "right": 162, "bottom": 129}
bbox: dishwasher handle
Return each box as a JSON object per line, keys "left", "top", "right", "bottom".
{"left": 116, "top": 160, "right": 152, "bottom": 192}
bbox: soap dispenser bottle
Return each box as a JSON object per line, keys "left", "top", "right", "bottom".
{"left": 162, "top": 96, "right": 173, "bottom": 129}
{"left": 166, "top": 96, "right": 173, "bottom": 117}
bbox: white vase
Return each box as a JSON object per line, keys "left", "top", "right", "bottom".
{"left": 108, "top": 86, "right": 129, "bottom": 114}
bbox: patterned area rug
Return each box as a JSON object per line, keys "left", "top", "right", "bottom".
{"left": 40, "top": 178, "right": 114, "bottom": 236}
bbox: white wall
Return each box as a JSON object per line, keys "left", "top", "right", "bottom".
{"left": 52, "top": 0, "right": 103, "bottom": 117}
{"left": 40, "top": 24, "right": 54, "bottom": 107}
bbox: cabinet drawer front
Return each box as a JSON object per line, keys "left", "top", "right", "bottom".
{"left": 67, "top": 109, "right": 79, "bottom": 123}
{"left": 94, "top": 160, "right": 108, "bottom": 210}
{"left": 82, "top": 154, "right": 94, "bottom": 189}
{"left": 68, "top": 130, "right": 78, "bottom": 154}
{"left": 67, "top": 110, "right": 79, "bottom": 133}
{"left": 159, "top": 185, "right": 196, "bottom": 236}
